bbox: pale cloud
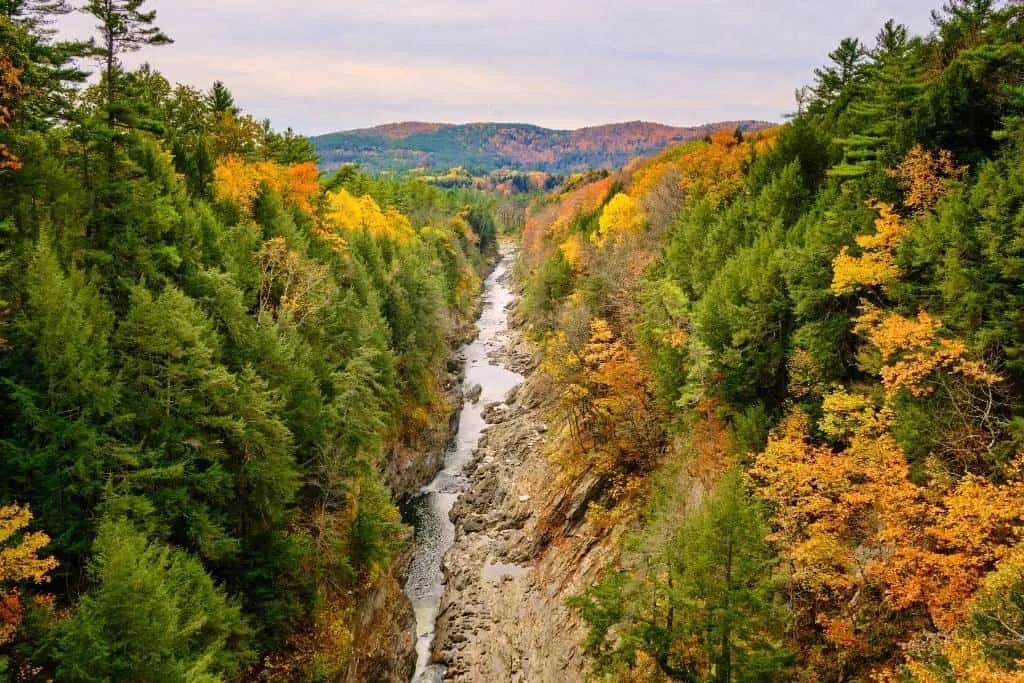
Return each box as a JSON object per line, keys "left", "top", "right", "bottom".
{"left": 60, "top": 0, "right": 942, "bottom": 134}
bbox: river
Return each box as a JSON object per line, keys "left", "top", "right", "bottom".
{"left": 403, "top": 247, "right": 524, "bottom": 683}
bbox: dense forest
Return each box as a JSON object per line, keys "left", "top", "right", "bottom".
{"left": 0, "top": 1, "right": 498, "bottom": 680}
{"left": 8, "top": 0, "right": 1024, "bottom": 680}
{"left": 514, "top": 0, "right": 1024, "bottom": 680}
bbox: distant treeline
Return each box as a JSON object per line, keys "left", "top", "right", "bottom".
{"left": 310, "top": 120, "right": 774, "bottom": 175}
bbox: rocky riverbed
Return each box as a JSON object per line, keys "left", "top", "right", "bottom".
{"left": 430, "top": 287, "right": 617, "bottom": 682}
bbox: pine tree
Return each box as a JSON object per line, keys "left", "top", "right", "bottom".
{"left": 574, "top": 468, "right": 792, "bottom": 681}
{"left": 205, "top": 80, "right": 237, "bottom": 116}
{"left": 809, "top": 38, "right": 868, "bottom": 116}
{"left": 832, "top": 21, "right": 924, "bottom": 177}
{"left": 1, "top": 0, "right": 88, "bottom": 125}
{"left": 83, "top": 0, "right": 172, "bottom": 127}
{"left": 56, "top": 518, "right": 252, "bottom": 681}
{"left": 663, "top": 468, "right": 792, "bottom": 681}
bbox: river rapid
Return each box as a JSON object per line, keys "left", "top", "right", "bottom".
{"left": 403, "top": 247, "right": 523, "bottom": 683}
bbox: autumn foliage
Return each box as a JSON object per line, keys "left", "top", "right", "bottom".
{"left": 545, "top": 6, "right": 1024, "bottom": 680}
{"left": 0, "top": 505, "right": 56, "bottom": 647}
{"left": 214, "top": 155, "right": 320, "bottom": 215}
{"left": 832, "top": 202, "right": 909, "bottom": 295}
{"left": 0, "top": 52, "right": 23, "bottom": 172}
{"left": 540, "top": 319, "right": 665, "bottom": 534}
{"left": 743, "top": 196, "right": 1018, "bottom": 676}
{"left": 522, "top": 175, "right": 613, "bottom": 268}
{"left": 324, "top": 188, "right": 417, "bottom": 245}
{"left": 888, "top": 145, "right": 968, "bottom": 215}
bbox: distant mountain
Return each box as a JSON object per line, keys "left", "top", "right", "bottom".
{"left": 310, "top": 120, "right": 775, "bottom": 174}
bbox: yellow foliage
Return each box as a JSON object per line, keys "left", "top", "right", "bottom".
{"left": 676, "top": 127, "right": 779, "bottom": 207}
{"left": 559, "top": 234, "right": 584, "bottom": 270}
{"left": 522, "top": 177, "right": 613, "bottom": 267}
{"left": 888, "top": 146, "right": 967, "bottom": 216}
{"left": 0, "top": 504, "right": 57, "bottom": 646}
{"left": 324, "top": 189, "right": 416, "bottom": 245}
{"left": 214, "top": 155, "right": 321, "bottom": 216}
{"left": 542, "top": 320, "right": 663, "bottom": 486}
{"left": 213, "top": 154, "right": 260, "bottom": 212}
{"left": 756, "top": 386, "right": 1024, "bottom": 670}
{"left": 906, "top": 542, "right": 1024, "bottom": 681}
{"left": 594, "top": 193, "right": 646, "bottom": 248}
{"left": 832, "top": 202, "right": 909, "bottom": 295}
{"left": 255, "top": 237, "right": 332, "bottom": 324}
{"left": 0, "top": 506, "right": 57, "bottom": 587}
{"left": 856, "top": 304, "right": 1002, "bottom": 398}
{"left": 819, "top": 388, "right": 888, "bottom": 440}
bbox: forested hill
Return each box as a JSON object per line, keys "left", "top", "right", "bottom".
{"left": 515, "top": 1, "right": 1024, "bottom": 680}
{"left": 310, "top": 120, "right": 774, "bottom": 174}
{"left": 0, "top": 1, "right": 500, "bottom": 680}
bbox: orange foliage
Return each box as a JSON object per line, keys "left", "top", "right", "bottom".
{"left": 856, "top": 304, "right": 1001, "bottom": 398}
{"left": 755, "top": 301, "right": 1016, "bottom": 671}
{"left": 755, "top": 400, "right": 1024, "bottom": 657}
{"left": 888, "top": 146, "right": 967, "bottom": 215}
{"left": 686, "top": 400, "right": 732, "bottom": 490}
{"left": 761, "top": 207, "right": 1012, "bottom": 663}
{"left": 877, "top": 470, "right": 1024, "bottom": 629}
{"left": 675, "top": 128, "right": 778, "bottom": 207}
{"left": 0, "top": 505, "right": 57, "bottom": 646}
{"left": 214, "top": 155, "right": 320, "bottom": 216}
{"left": 622, "top": 127, "right": 778, "bottom": 214}
{"left": 627, "top": 143, "right": 691, "bottom": 200}
{"left": 283, "top": 163, "right": 321, "bottom": 215}
{"left": 522, "top": 177, "right": 613, "bottom": 267}
{"left": 542, "top": 319, "right": 664, "bottom": 482}
{"left": 0, "top": 52, "right": 24, "bottom": 172}
{"left": 523, "top": 132, "right": 777, "bottom": 272}
{"left": 905, "top": 544, "right": 1024, "bottom": 681}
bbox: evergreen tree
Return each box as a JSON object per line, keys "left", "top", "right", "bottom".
{"left": 56, "top": 518, "right": 252, "bottom": 682}
{"left": 663, "top": 468, "right": 791, "bottom": 681}
{"left": 574, "top": 468, "right": 792, "bottom": 681}
{"left": 808, "top": 37, "right": 868, "bottom": 117}
{"left": 0, "top": 0, "right": 87, "bottom": 126}
{"left": 83, "top": 0, "right": 172, "bottom": 127}
{"left": 205, "top": 80, "right": 237, "bottom": 116}
{"left": 832, "top": 21, "right": 924, "bottom": 176}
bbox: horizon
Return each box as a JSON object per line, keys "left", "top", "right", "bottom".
{"left": 59, "top": 0, "right": 939, "bottom": 136}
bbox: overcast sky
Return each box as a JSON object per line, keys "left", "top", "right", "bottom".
{"left": 61, "top": 1, "right": 940, "bottom": 135}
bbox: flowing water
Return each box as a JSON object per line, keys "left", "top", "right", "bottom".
{"left": 404, "top": 248, "right": 524, "bottom": 683}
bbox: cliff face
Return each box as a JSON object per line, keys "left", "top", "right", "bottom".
{"left": 345, "top": 350, "right": 467, "bottom": 683}
{"left": 432, "top": 306, "right": 621, "bottom": 682}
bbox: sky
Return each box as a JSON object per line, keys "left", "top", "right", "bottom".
{"left": 62, "top": 0, "right": 941, "bottom": 136}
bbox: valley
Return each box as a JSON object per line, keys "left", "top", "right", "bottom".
{"left": 5, "top": 1, "right": 1024, "bottom": 682}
